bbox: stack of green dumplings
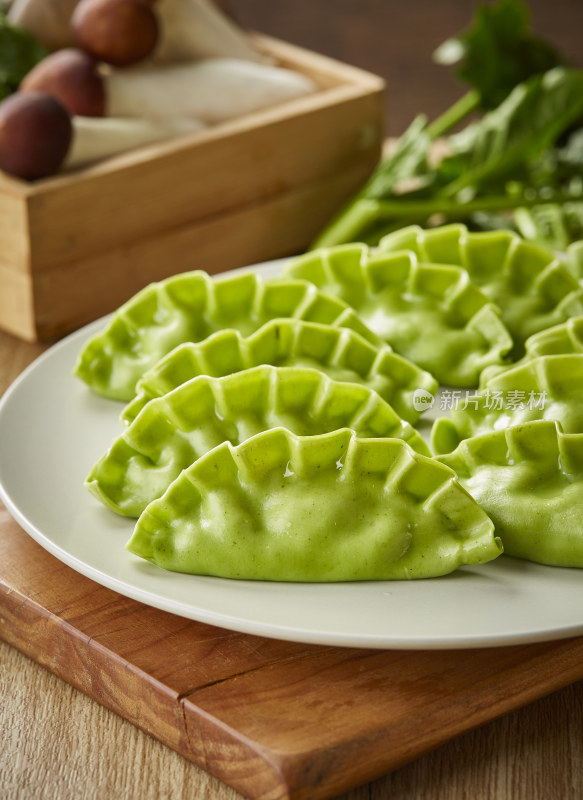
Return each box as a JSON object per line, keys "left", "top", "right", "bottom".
{"left": 76, "top": 223, "right": 583, "bottom": 579}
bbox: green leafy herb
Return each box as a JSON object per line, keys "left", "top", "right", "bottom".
{"left": 437, "top": 68, "right": 583, "bottom": 196}
{"left": 311, "top": 0, "right": 583, "bottom": 252}
{"left": 434, "top": 0, "right": 562, "bottom": 108}
{"left": 313, "top": 116, "right": 433, "bottom": 247}
{"left": 428, "top": 0, "right": 564, "bottom": 139}
{"left": 0, "top": 12, "right": 47, "bottom": 102}
{"left": 512, "top": 128, "right": 583, "bottom": 249}
{"left": 514, "top": 203, "right": 583, "bottom": 251}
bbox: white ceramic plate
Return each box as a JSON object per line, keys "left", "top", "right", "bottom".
{"left": 1, "top": 260, "right": 583, "bottom": 650}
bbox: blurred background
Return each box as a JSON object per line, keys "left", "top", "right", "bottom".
{"left": 227, "top": 0, "right": 583, "bottom": 135}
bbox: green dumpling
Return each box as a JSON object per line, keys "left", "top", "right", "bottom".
{"left": 74, "top": 270, "right": 379, "bottom": 402}
{"left": 87, "top": 365, "right": 430, "bottom": 517}
{"left": 566, "top": 240, "right": 583, "bottom": 281}
{"left": 379, "top": 223, "right": 583, "bottom": 357}
{"left": 480, "top": 315, "right": 583, "bottom": 385}
{"left": 436, "top": 420, "right": 583, "bottom": 568}
{"left": 122, "top": 318, "right": 437, "bottom": 426}
{"left": 432, "top": 354, "right": 583, "bottom": 455}
{"left": 126, "top": 428, "right": 502, "bottom": 581}
{"left": 513, "top": 315, "right": 583, "bottom": 359}
{"left": 285, "top": 243, "right": 512, "bottom": 387}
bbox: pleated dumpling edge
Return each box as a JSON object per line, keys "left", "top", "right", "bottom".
{"left": 126, "top": 428, "right": 502, "bottom": 582}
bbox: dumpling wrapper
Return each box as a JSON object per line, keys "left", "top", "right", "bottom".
{"left": 436, "top": 420, "right": 583, "bottom": 568}
{"left": 480, "top": 314, "right": 583, "bottom": 385}
{"left": 566, "top": 240, "right": 583, "bottom": 281}
{"left": 74, "top": 270, "right": 379, "bottom": 402}
{"left": 126, "top": 428, "right": 502, "bottom": 581}
{"left": 87, "top": 365, "right": 430, "bottom": 517}
{"left": 285, "top": 243, "right": 512, "bottom": 387}
{"left": 379, "top": 223, "right": 583, "bottom": 358}
{"left": 122, "top": 317, "right": 437, "bottom": 426}
{"left": 432, "top": 354, "right": 583, "bottom": 455}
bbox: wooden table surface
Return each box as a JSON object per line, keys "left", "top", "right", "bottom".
{"left": 3, "top": 4, "right": 583, "bottom": 797}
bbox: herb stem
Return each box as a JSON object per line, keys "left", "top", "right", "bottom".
{"left": 369, "top": 190, "right": 578, "bottom": 219}
{"left": 311, "top": 198, "right": 379, "bottom": 249}
{"left": 425, "top": 89, "right": 481, "bottom": 140}
{"left": 310, "top": 190, "right": 579, "bottom": 249}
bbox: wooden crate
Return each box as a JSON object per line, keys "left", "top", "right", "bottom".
{"left": 0, "top": 35, "right": 385, "bottom": 342}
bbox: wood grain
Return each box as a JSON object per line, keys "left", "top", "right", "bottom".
{"left": 3, "top": 6, "right": 583, "bottom": 798}
{"left": 3, "top": 503, "right": 583, "bottom": 800}
{"left": 2, "top": 634, "right": 582, "bottom": 800}
{"left": 0, "top": 333, "right": 583, "bottom": 800}
{"left": 1, "top": 330, "right": 583, "bottom": 799}
{"left": 31, "top": 158, "right": 376, "bottom": 339}
{"left": 0, "top": 35, "right": 384, "bottom": 343}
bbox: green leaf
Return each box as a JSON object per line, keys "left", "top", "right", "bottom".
{"left": 439, "top": 68, "right": 583, "bottom": 198}
{"left": 557, "top": 128, "right": 583, "bottom": 172}
{"left": 364, "top": 115, "right": 432, "bottom": 200}
{"left": 434, "top": 0, "right": 563, "bottom": 110}
{"left": 310, "top": 115, "right": 434, "bottom": 247}
{"left": 0, "top": 12, "right": 48, "bottom": 100}
{"left": 514, "top": 203, "right": 583, "bottom": 250}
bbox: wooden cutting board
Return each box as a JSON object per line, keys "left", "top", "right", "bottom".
{"left": 2, "top": 504, "right": 583, "bottom": 800}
